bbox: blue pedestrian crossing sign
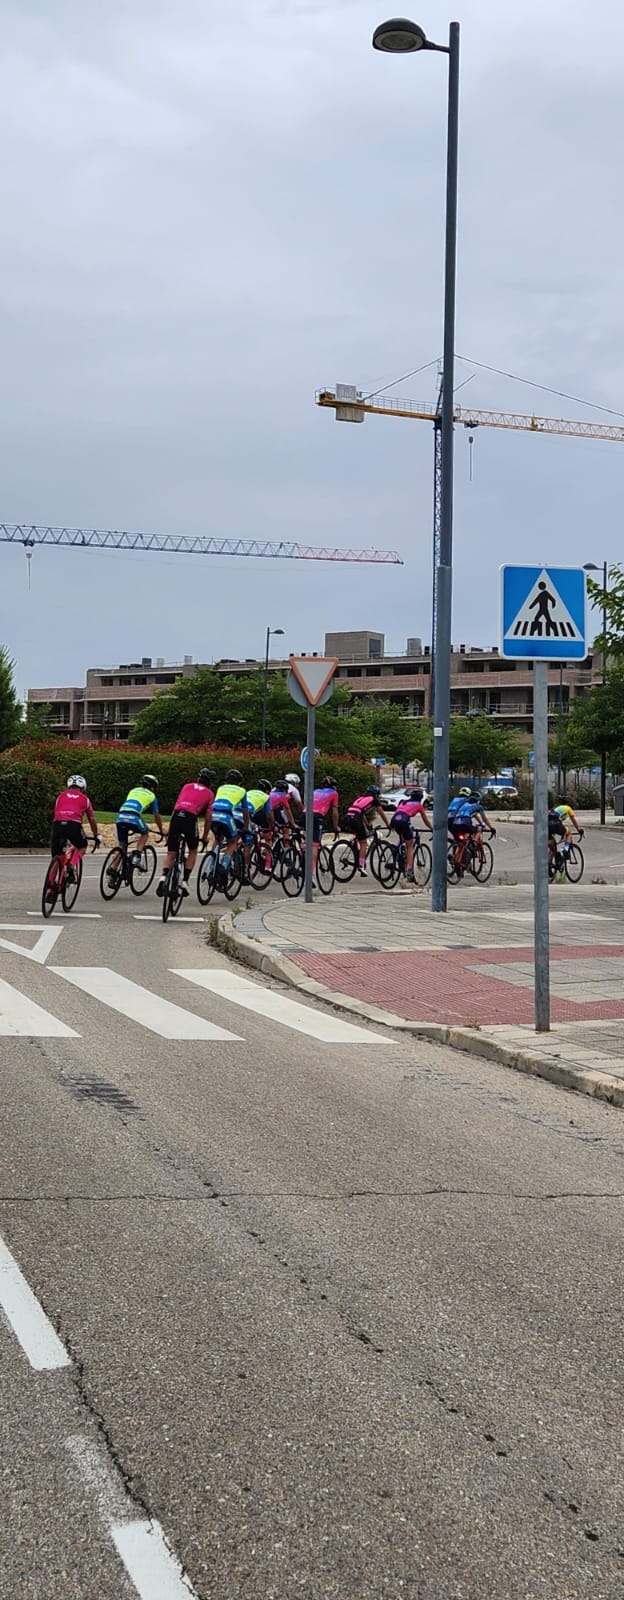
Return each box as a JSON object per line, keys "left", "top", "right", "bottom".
{"left": 500, "top": 565, "right": 587, "bottom": 660}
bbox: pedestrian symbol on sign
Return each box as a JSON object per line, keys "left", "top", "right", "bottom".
{"left": 505, "top": 568, "right": 583, "bottom": 645}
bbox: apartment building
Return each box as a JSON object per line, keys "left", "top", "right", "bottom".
{"left": 28, "top": 632, "right": 601, "bottom": 741}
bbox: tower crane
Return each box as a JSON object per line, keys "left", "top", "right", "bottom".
{"left": 0, "top": 522, "right": 402, "bottom": 565}
{"left": 316, "top": 386, "right": 624, "bottom": 668}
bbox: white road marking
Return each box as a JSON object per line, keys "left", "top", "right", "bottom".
{"left": 67, "top": 1436, "right": 198, "bottom": 1599}
{"left": 51, "top": 967, "right": 241, "bottom": 1041}
{"left": 0, "top": 976, "right": 78, "bottom": 1037}
{"left": 27, "top": 911, "right": 101, "bottom": 919}
{"left": 133, "top": 915, "right": 205, "bottom": 923}
{"left": 0, "top": 925, "right": 63, "bottom": 963}
{"left": 0, "top": 1233, "right": 70, "bottom": 1369}
{"left": 175, "top": 968, "right": 384, "bottom": 1043}
{"left": 112, "top": 1520, "right": 199, "bottom": 1600}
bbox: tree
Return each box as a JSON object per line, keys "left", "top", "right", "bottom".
{"left": 20, "top": 701, "right": 56, "bottom": 740}
{"left": 0, "top": 648, "right": 23, "bottom": 750}
{"left": 364, "top": 702, "right": 423, "bottom": 777}
{"left": 449, "top": 716, "right": 522, "bottom": 780}
{"left": 565, "top": 668, "right": 624, "bottom": 775}
{"left": 131, "top": 669, "right": 223, "bottom": 746}
{"left": 587, "top": 564, "right": 624, "bottom": 659}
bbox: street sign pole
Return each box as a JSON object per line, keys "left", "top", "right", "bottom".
{"left": 533, "top": 662, "right": 550, "bottom": 1032}
{"left": 304, "top": 706, "right": 316, "bottom": 904}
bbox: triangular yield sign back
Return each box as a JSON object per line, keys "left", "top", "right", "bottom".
{"left": 289, "top": 656, "right": 338, "bottom": 706}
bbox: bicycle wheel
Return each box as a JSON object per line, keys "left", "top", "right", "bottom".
{"left": 100, "top": 848, "right": 124, "bottom": 900}
{"left": 248, "top": 840, "right": 274, "bottom": 890}
{"left": 130, "top": 845, "right": 157, "bottom": 896}
{"left": 41, "top": 858, "right": 60, "bottom": 918}
{"left": 471, "top": 840, "right": 493, "bottom": 884}
{"left": 413, "top": 840, "right": 432, "bottom": 887}
{"left": 447, "top": 844, "right": 461, "bottom": 883}
{"left": 162, "top": 862, "right": 181, "bottom": 922}
{"left": 280, "top": 843, "right": 304, "bottom": 897}
{"left": 377, "top": 842, "right": 400, "bottom": 889}
{"left": 331, "top": 837, "right": 358, "bottom": 883}
{"left": 61, "top": 855, "right": 83, "bottom": 911}
{"left": 197, "top": 850, "right": 218, "bottom": 905}
{"left": 224, "top": 852, "right": 243, "bottom": 901}
{"left": 368, "top": 837, "right": 385, "bottom": 882}
{"left": 564, "top": 843, "right": 584, "bottom": 883}
{"left": 315, "top": 844, "right": 335, "bottom": 895}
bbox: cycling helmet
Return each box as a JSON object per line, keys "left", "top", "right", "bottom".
{"left": 274, "top": 779, "right": 289, "bottom": 793}
{"left": 67, "top": 774, "right": 87, "bottom": 790}
{"left": 226, "top": 768, "right": 243, "bottom": 783}
{"left": 142, "top": 773, "right": 158, "bottom": 789}
{"left": 257, "top": 779, "right": 272, "bottom": 794}
{"left": 470, "top": 789, "right": 481, "bottom": 802}
{"left": 285, "top": 772, "right": 301, "bottom": 785}
{"left": 408, "top": 788, "right": 423, "bottom": 802}
{"left": 323, "top": 776, "right": 337, "bottom": 788}
{"left": 198, "top": 767, "right": 216, "bottom": 784}
{"left": 366, "top": 784, "right": 381, "bottom": 798}
{"left": 458, "top": 786, "right": 471, "bottom": 798}
{"left": 557, "top": 796, "right": 569, "bottom": 806}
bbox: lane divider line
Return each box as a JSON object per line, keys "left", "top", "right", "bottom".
{"left": 67, "top": 1435, "right": 199, "bottom": 1599}
{"left": 133, "top": 915, "right": 205, "bottom": 923}
{"left": 0, "top": 1233, "right": 71, "bottom": 1369}
{"left": 27, "top": 912, "right": 101, "bottom": 919}
{"left": 174, "top": 968, "right": 385, "bottom": 1043}
{"left": 51, "top": 967, "right": 242, "bottom": 1041}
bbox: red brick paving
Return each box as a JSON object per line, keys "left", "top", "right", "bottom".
{"left": 292, "top": 944, "right": 624, "bottom": 1026}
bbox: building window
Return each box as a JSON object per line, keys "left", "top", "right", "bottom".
{"left": 368, "top": 639, "right": 382, "bottom": 659}
{"left": 100, "top": 677, "right": 114, "bottom": 687}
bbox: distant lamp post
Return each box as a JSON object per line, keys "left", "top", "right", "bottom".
{"left": 584, "top": 561, "right": 608, "bottom": 824}
{"left": 373, "top": 16, "right": 460, "bottom": 912}
{"left": 261, "top": 627, "right": 284, "bottom": 751}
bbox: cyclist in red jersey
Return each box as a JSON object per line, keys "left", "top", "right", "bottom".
{"left": 390, "top": 788, "right": 432, "bottom": 881}
{"left": 303, "top": 777, "right": 339, "bottom": 869}
{"left": 51, "top": 775, "right": 100, "bottom": 875}
{"left": 344, "top": 785, "right": 390, "bottom": 876}
{"left": 157, "top": 768, "right": 216, "bottom": 899}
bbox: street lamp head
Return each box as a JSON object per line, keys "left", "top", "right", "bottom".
{"left": 372, "top": 17, "right": 428, "bottom": 52}
{"left": 583, "top": 563, "right": 600, "bottom": 572}
{"left": 273, "top": 627, "right": 285, "bottom": 636}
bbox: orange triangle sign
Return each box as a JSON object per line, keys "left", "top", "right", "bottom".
{"left": 289, "top": 656, "right": 338, "bottom": 706}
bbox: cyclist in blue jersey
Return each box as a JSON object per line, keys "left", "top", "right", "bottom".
{"left": 108, "top": 775, "right": 164, "bottom": 883}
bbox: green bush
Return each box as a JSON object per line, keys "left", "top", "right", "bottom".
{"left": 0, "top": 742, "right": 375, "bottom": 844}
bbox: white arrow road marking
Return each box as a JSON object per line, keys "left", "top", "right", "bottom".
{"left": 0, "top": 976, "right": 78, "bottom": 1036}
{"left": 175, "top": 968, "right": 385, "bottom": 1043}
{"left": 67, "top": 1436, "right": 199, "bottom": 1599}
{"left": 51, "top": 968, "right": 241, "bottom": 1041}
{"left": 0, "top": 925, "right": 63, "bottom": 964}
{"left": 0, "top": 1233, "right": 71, "bottom": 1369}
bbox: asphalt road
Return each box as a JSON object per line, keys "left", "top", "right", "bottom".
{"left": 1, "top": 853, "right": 624, "bottom": 1598}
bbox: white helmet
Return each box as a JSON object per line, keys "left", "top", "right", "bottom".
{"left": 67, "top": 774, "right": 87, "bottom": 790}
{"left": 285, "top": 772, "right": 301, "bottom": 785}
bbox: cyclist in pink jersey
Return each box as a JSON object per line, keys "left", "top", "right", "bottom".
{"left": 344, "top": 785, "right": 390, "bottom": 876}
{"left": 51, "top": 775, "right": 100, "bottom": 861}
{"left": 303, "top": 777, "right": 339, "bottom": 868}
{"left": 390, "top": 788, "right": 432, "bottom": 881}
{"left": 157, "top": 768, "right": 216, "bottom": 899}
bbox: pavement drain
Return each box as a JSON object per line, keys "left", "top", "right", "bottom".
{"left": 63, "top": 1075, "right": 140, "bottom": 1115}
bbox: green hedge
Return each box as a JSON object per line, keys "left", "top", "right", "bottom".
{"left": 0, "top": 742, "right": 375, "bottom": 844}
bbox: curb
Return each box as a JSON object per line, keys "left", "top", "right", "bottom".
{"left": 215, "top": 912, "right": 624, "bottom": 1111}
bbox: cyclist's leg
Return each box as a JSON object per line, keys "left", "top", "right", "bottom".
{"left": 180, "top": 816, "right": 200, "bottom": 892}
{"left": 158, "top": 812, "right": 183, "bottom": 893}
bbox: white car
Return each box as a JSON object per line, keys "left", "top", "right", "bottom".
{"left": 382, "top": 788, "right": 433, "bottom": 811}
{"left": 483, "top": 783, "right": 518, "bottom": 801}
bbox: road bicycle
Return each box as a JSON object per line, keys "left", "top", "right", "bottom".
{"left": 548, "top": 838, "right": 584, "bottom": 883}
{"left": 376, "top": 830, "right": 432, "bottom": 890}
{"left": 330, "top": 827, "right": 391, "bottom": 885}
{"left": 447, "top": 829, "right": 494, "bottom": 884}
{"left": 278, "top": 829, "right": 335, "bottom": 897}
{"left": 99, "top": 828, "right": 160, "bottom": 900}
{"left": 41, "top": 837, "right": 99, "bottom": 918}
{"left": 196, "top": 837, "right": 245, "bottom": 906}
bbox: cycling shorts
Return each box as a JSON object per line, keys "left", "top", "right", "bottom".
{"left": 548, "top": 818, "right": 565, "bottom": 841}
{"left": 51, "top": 820, "right": 86, "bottom": 857}
{"left": 345, "top": 812, "right": 368, "bottom": 842}
{"left": 252, "top": 804, "right": 271, "bottom": 830}
{"left": 449, "top": 819, "right": 477, "bottom": 839}
{"left": 167, "top": 809, "right": 199, "bottom": 853}
{"left": 116, "top": 816, "right": 148, "bottom": 845}
{"left": 391, "top": 813, "right": 414, "bottom": 841}
{"left": 212, "top": 814, "right": 241, "bottom": 843}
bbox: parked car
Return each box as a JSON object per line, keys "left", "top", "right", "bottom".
{"left": 483, "top": 783, "right": 519, "bottom": 802}
{"left": 381, "top": 788, "right": 434, "bottom": 812}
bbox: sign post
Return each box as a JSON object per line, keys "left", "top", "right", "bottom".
{"left": 287, "top": 657, "right": 338, "bottom": 904}
{"left": 500, "top": 565, "right": 587, "bottom": 1033}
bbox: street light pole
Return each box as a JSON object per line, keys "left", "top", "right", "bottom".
{"left": 261, "top": 626, "right": 284, "bottom": 752}
{"left": 372, "top": 17, "right": 461, "bottom": 913}
{"left": 584, "top": 560, "right": 608, "bottom": 824}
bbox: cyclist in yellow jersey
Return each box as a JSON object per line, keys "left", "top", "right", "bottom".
{"left": 553, "top": 798, "right": 584, "bottom": 841}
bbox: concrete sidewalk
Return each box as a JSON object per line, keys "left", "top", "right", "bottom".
{"left": 219, "top": 881, "right": 624, "bottom": 1108}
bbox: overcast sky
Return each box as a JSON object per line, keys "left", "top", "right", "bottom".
{"left": 2, "top": 0, "right": 624, "bottom": 696}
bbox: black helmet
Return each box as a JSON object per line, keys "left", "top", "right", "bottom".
{"left": 557, "top": 796, "right": 568, "bottom": 806}
{"left": 323, "top": 776, "right": 337, "bottom": 788}
{"left": 366, "top": 784, "right": 381, "bottom": 798}
{"left": 226, "top": 769, "right": 243, "bottom": 783}
{"left": 142, "top": 773, "right": 158, "bottom": 790}
{"left": 408, "top": 788, "right": 423, "bottom": 802}
{"left": 274, "top": 779, "right": 289, "bottom": 793}
{"left": 470, "top": 789, "right": 481, "bottom": 802}
{"left": 257, "top": 779, "right": 272, "bottom": 794}
{"left": 199, "top": 767, "right": 215, "bottom": 784}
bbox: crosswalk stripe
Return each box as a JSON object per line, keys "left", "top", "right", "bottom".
{"left": 50, "top": 967, "right": 242, "bottom": 1041}
{"left": 0, "top": 1233, "right": 71, "bottom": 1369}
{"left": 175, "top": 969, "right": 384, "bottom": 1043}
{"left": 0, "top": 976, "right": 78, "bottom": 1037}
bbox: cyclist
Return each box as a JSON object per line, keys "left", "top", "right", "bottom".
{"left": 548, "top": 805, "right": 567, "bottom": 875}
{"left": 553, "top": 797, "right": 584, "bottom": 844}
{"left": 243, "top": 780, "right": 274, "bottom": 870}
{"left": 344, "top": 784, "right": 391, "bottom": 876}
{"left": 50, "top": 775, "right": 100, "bottom": 886}
{"left": 285, "top": 772, "right": 303, "bottom": 814}
{"left": 210, "top": 770, "right": 250, "bottom": 877}
{"left": 109, "top": 774, "right": 164, "bottom": 883}
{"left": 269, "top": 779, "right": 296, "bottom": 837}
{"left": 448, "top": 786, "right": 472, "bottom": 828}
{"left": 390, "top": 788, "right": 432, "bottom": 881}
{"left": 303, "top": 776, "right": 339, "bottom": 869}
{"left": 157, "top": 768, "right": 216, "bottom": 897}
